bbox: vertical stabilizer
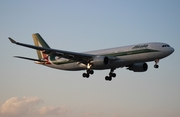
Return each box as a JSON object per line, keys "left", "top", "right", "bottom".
{"left": 32, "top": 33, "right": 50, "bottom": 59}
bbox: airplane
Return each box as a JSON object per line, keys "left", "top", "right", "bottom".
{"left": 9, "top": 33, "right": 174, "bottom": 81}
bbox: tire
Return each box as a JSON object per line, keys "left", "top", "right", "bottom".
{"left": 154, "top": 65, "right": 159, "bottom": 68}
{"left": 105, "top": 76, "right": 112, "bottom": 81}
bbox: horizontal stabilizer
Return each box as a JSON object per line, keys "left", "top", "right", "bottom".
{"left": 14, "top": 56, "right": 47, "bottom": 62}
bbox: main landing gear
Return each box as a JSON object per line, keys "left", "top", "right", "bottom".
{"left": 154, "top": 59, "right": 159, "bottom": 68}
{"left": 82, "top": 63, "right": 94, "bottom": 78}
{"left": 82, "top": 69, "right": 94, "bottom": 78}
{"left": 82, "top": 63, "right": 116, "bottom": 81}
{"left": 82, "top": 68, "right": 116, "bottom": 81}
{"left": 105, "top": 68, "right": 116, "bottom": 81}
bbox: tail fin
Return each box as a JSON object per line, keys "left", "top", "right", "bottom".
{"left": 32, "top": 33, "right": 50, "bottom": 60}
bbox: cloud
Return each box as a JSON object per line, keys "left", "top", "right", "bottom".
{"left": 38, "top": 106, "right": 71, "bottom": 117}
{"left": 0, "top": 97, "right": 71, "bottom": 117}
{"left": 0, "top": 96, "right": 42, "bottom": 117}
{"left": 0, "top": 97, "right": 118, "bottom": 117}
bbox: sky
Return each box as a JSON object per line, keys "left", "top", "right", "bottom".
{"left": 0, "top": 0, "right": 180, "bottom": 117}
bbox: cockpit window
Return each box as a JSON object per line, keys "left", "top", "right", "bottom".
{"left": 162, "top": 45, "right": 170, "bottom": 47}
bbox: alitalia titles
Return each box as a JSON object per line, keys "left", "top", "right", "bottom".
{"left": 132, "top": 44, "right": 148, "bottom": 49}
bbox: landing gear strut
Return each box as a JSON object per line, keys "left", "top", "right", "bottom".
{"left": 105, "top": 68, "right": 116, "bottom": 81}
{"left": 82, "top": 69, "right": 94, "bottom": 78}
{"left": 154, "top": 59, "right": 159, "bottom": 68}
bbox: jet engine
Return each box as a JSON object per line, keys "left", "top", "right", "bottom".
{"left": 127, "top": 62, "right": 148, "bottom": 72}
{"left": 90, "top": 56, "right": 109, "bottom": 67}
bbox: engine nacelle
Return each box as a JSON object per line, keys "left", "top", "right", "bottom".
{"left": 90, "top": 56, "right": 109, "bottom": 67}
{"left": 127, "top": 62, "right": 148, "bottom": 72}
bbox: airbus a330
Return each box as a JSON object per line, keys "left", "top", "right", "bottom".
{"left": 9, "top": 33, "right": 174, "bottom": 81}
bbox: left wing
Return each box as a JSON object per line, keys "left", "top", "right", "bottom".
{"left": 9, "top": 37, "right": 95, "bottom": 64}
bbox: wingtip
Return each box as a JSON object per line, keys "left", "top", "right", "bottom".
{"left": 8, "top": 37, "right": 17, "bottom": 44}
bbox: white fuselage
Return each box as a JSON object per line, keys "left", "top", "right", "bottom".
{"left": 43, "top": 42, "right": 174, "bottom": 71}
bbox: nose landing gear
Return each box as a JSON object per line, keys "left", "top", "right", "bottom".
{"left": 154, "top": 59, "right": 159, "bottom": 68}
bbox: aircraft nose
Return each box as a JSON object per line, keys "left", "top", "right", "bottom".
{"left": 171, "top": 47, "right": 174, "bottom": 53}
{"left": 170, "top": 47, "right": 175, "bottom": 54}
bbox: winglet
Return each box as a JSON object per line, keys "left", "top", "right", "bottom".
{"left": 8, "top": 37, "right": 17, "bottom": 44}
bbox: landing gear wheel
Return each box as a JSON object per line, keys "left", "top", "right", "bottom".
{"left": 82, "top": 73, "right": 89, "bottom": 78}
{"left": 87, "top": 69, "right": 94, "bottom": 75}
{"left": 109, "top": 73, "right": 116, "bottom": 78}
{"left": 89, "top": 70, "right": 94, "bottom": 74}
{"left": 154, "top": 64, "right": 159, "bottom": 68}
{"left": 105, "top": 76, "right": 109, "bottom": 81}
{"left": 86, "top": 74, "right": 89, "bottom": 78}
{"left": 105, "top": 76, "right": 112, "bottom": 81}
{"left": 82, "top": 73, "right": 86, "bottom": 77}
